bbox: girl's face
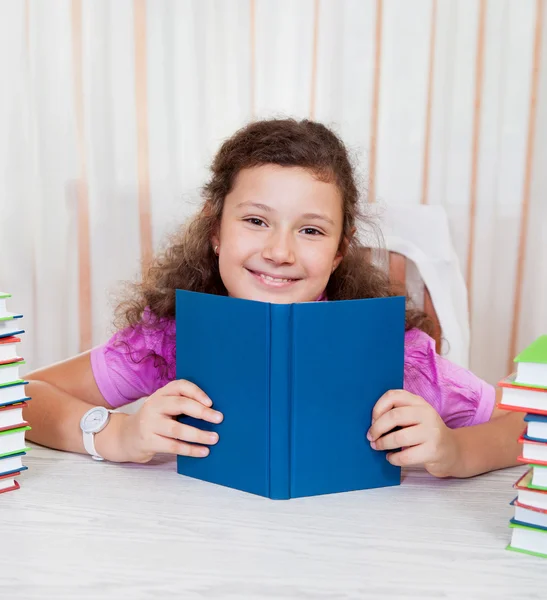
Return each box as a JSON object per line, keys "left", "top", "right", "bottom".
{"left": 212, "top": 164, "right": 346, "bottom": 304}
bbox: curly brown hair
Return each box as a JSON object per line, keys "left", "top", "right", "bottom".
{"left": 115, "top": 118, "right": 434, "bottom": 344}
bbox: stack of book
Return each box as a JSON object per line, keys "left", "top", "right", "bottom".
{"left": 0, "top": 292, "right": 31, "bottom": 495}
{"left": 499, "top": 335, "right": 547, "bottom": 559}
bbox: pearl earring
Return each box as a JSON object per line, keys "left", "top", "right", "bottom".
{"left": 214, "top": 245, "right": 219, "bottom": 255}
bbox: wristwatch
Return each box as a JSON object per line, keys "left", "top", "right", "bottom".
{"left": 79, "top": 406, "right": 113, "bottom": 461}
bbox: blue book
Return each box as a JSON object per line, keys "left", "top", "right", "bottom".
{"left": 524, "top": 413, "right": 547, "bottom": 443}
{"left": 175, "top": 290, "right": 405, "bottom": 499}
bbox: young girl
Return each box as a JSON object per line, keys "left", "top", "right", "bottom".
{"left": 24, "top": 118, "right": 524, "bottom": 479}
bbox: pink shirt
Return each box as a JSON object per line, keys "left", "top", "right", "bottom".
{"left": 90, "top": 310, "right": 495, "bottom": 429}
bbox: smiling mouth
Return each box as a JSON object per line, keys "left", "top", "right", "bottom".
{"left": 246, "top": 269, "right": 301, "bottom": 287}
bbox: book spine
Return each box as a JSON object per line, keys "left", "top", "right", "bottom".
{"left": 268, "top": 304, "right": 292, "bottom": 500}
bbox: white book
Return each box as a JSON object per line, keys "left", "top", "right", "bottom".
{"left": 521, "top": 438, "right": 547, "bottom": 465}
{"left": 517, "top": 363, "right": 547, "bottom": 388}
{"left": 0, "top": 382, "right": 29, "bottom": 405}
{"left": 499, "top": 383, "right": 547, "bottom": 413}
{"left": 0, "top": 427, "right": 30, "bottom": 457}
{"left": 0, "top": 453, "right": 26, "bottom": 475}
{"left": 515, "top": 470, "right": 547, "bottom": 510}
{"left": 531, "top": 465, "right": 547, "bottom": 489}
{"left": 513, "top": 501, "right": 547, "bottom": 529}
{"left": 0, "top": 361, "right": 25, "bottom": 386}
{"left": 0, "top": 474, "right": 19, "bottom": 493}
{"left": 508, "top": 523, "right": 547, "bottom": 558}
{"left": 0, "top": 403, "right": 27, "bottom": 430}
{"left": 517, "top": 486, "right": 547, "bottom": 511}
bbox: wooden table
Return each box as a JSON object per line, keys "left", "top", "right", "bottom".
{"left": 1, "top": 444, "right": 546, "bottom": 599}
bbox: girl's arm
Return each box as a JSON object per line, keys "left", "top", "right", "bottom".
{"left": 23, "top": 352, "right": 129, "bottom": 456}
{"left": 24, "top": 353, "right": 222, "bottom": 462}
{"left": 446, "top": 389, "right": 525, "bottom": 478}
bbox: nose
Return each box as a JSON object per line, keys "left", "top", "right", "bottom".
{"left": 262, "top": 229, "right": 295, "bottom": 265}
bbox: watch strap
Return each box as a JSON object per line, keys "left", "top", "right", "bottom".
{"left": 83, "top": 430, "right": 104, "bottom": 461}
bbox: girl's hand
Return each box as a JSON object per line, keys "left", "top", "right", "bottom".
{"left": 114, "top": 380, "right": 223, "bottom": 463}
{"left": 367, "top": 390, "right": 460, "bottom": 478}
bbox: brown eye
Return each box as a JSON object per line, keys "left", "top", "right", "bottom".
{"left": 301, "top": 227, "right": 322, "bottom": 236}
{"left": 246, "top": 218, "right": 266, "bottom": 227}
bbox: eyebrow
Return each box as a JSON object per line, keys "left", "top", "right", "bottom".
{"left": 236, "top": 201, "right": 335, "bottom": 226}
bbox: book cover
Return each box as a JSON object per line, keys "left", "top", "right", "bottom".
{"left": 514, "top": 469, "right": 547, "bottom": 512}
{"left": 511, "top": 496, "right": 547, "bottom": 515}
{"left": 0, "top": 325, "right": 24, "bottom": 340}
{"left": 0, "top": 467, "right": 23, "bottom": 494}
{"left": 0, "top": 335, "right": 21, "bottom": 344}
{"left": 175, "top": 290, "right": 404, "bottom": 499}
{"left": 0, "top": 477, "right": 20, "bottom": 495}
{"left": 528, "top": 463, "right": 547, "bottom": 490}
{"left": 515, "top": 335, "right": 547, "bottom": 365}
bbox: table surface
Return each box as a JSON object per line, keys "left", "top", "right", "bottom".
{"left": 1, "top": 444, "right": 547, "bottom": 600}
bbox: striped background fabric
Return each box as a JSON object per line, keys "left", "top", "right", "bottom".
{"left": 0, "top": 0, "right": 546, "bottom": 386}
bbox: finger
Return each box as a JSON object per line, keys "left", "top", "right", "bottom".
{"left": 154, "top": 435, "right": 211, "bottom": 458}
{"left": 367, "top": 406, "right": 424, "bottom": 441}
{"left": 159, "top": 380, "right": 213, "bottom": 407}
{"left": 385, "top": 445, "right": 427, "bottom": 467}
{"left": 371, "top": 390, "right": 424, "bottom": 423}
{"left": 154, "top": 395, "right": 224, "bottom": 423}
{"left": 158, "top": 419, "right": 220, "bottom": 446}
{"left": 372, "top": 424, "right": 425, "bottom": 451}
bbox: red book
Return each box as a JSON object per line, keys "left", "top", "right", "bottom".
{"left": 0, "top": 401, "right": 28, "bottom": 433}
{"left": 498, "top": 373, "right": 547, "bottom": 415}
{"left": 0, "top": 336, "right": 22, "bottom": 366}
{"left": 518, "top": 435, "right": 547, "bottom": 466}
{"left": 513, "top": 469, "right": 547, "bottom": 511}
{"left": 0, "top": 470, "right": 21, "bottom": 495}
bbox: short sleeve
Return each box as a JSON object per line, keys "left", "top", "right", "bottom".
{"left": 403, "top": 328, "right": 495, "bottom": 428}
{"left": 90, "top": 312, "right": 176, "bottom": 409}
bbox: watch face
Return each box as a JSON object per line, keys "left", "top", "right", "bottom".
{"left": 82, "top": 407, "right": 108, "bottom": 433}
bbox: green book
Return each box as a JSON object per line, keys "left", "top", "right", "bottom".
{"left": 0, "top": 425, "right": 31, "bottom": 437}
{"left": 514, "top": 335, "right": 547, "bottom": 388}
{"left": 0, "top": 291, "right": 21, "bottom": 322}
{"left": 507, "top": 521, "right": 547, "bottom": 559}
{"left": 0, "top": 447, "right": 31, "bottom": 460}
{"left": 0, "top": 378, "right": 25, "bottom": 389}
{"left": 516, "top": 335, "right": 547, "bottom": 364}
{"left": 0, "top": 425, "right": 31, "bottom": 459}
{"left": 0, "top": 360, "right": 25, "bottom": 370}
{"left": 0, "top": 361, "right": 26, "bottom": 387}
{"left": 527, "top": 463, "right": 547, "bottom": 490}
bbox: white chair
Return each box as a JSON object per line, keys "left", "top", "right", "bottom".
{"left": 360, "top": 204, "right": 470, "bottom": 369}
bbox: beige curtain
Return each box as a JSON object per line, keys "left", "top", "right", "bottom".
{"left": 0, "top": 0, "right": 545, "bottom": 386}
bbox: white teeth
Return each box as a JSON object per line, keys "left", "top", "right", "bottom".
{"left": 259, "top": 273, "right": 292, "bottom": 283}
